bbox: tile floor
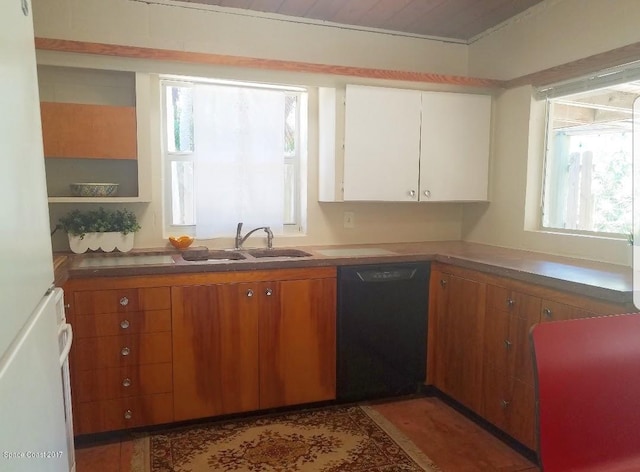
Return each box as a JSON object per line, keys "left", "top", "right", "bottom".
{"left": 74, "top": 396, "right": 539, "bottom": 471}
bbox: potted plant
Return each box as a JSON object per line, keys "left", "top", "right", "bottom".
{"left": 57, "top": 207, "right": 141, "bottom": 254}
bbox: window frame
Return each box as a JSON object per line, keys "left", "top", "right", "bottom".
{"left": 539, "top": 83, "right": 636, "bottom": 240}
{"left": 162, "top": 79, "right": 196, "bottom": 236}
{"left": 160, "top": 76, "right": 307, "bottom": 238}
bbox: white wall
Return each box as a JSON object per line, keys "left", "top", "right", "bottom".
{"left": 34, "top": 0, "right": 469, "bottom": 251}
{"left": 463, "top": 0, "right": 638, "bottom": 265}
{"left": 469, "top": 0, "right": 640, "bottom": 81}
{"left": 33, "top": 0, "right": 468, "bottom": 76}
{"left": 35, "top": 0, "right": 640, "bottom": 264}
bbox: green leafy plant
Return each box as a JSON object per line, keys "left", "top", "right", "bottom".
{"left": 57, "top": 208, "right": 141, "bottom": 238}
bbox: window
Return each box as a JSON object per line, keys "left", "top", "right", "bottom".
{"left": 541, "top": 80, "right": 640, "bottom": 236}
{"left": 162, "top": 76, "right": 307, "bottom": 238}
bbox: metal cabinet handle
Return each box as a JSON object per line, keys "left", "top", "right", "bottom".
{"left": 501, "top": 400, "right": 510, "bottom": 409}
{"left": 246, "top": 289, "right": 254, "bottom": 297}
{"left": 121, "top": 347, "right": 130, "bottom": 356}
{"left": 120, "top": 320, "right": 130, "bottom": 329}
{"left": 409, "top": 190, "right": 416, "bottom": 198}
{"left": 64, "top": 303, "right": 70, "bottom": 309}
{"left": 122, "top": 378, "right": 132, "bottom": 387}
{"left": 424, "top": 190, "right": 431, "bottom": 198}
{"left": 265, "top": 288, "right": 273, "bottom": 296}
{"left": 124, "top": 409, "right": 133, "bottom": 420}
{"left": 543, "top": 307, "right": 552, "bottom": 318}
{"left": 507, "top": 298, "right": 515, "bottom": 307}
{"left": 440, "top": 279, "right": 447, "bottom": 288}
{"left": 119, "top": 296, "right": 129, "bottom": 307}
{"left": 504, "top": 339, "right": 512, "bottom": 350}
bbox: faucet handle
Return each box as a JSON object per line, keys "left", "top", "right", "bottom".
{"left": 265, "top": 227, "right": 274, "bottom": 249}
{"left": 234, "top": 222, "right": 244, "bottom": 249}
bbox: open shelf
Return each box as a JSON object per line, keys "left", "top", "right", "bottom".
{"left": 47, "top": 196, "right": 149, "bottom": 203}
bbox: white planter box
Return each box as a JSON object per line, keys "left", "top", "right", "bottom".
{"left": 68, "top": 232, "right": 135, "bottom": 254}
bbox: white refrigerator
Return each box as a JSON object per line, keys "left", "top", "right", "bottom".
{"left": 0, "top": 1, "right": 74, "bottom": 471}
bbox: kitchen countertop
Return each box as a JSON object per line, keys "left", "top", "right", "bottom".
{"left": 54, "top": 241, "right": 634, "bottom": 305}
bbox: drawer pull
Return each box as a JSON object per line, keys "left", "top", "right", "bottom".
{"left": 124, "top": 409, "right": 133, "bottom": 420}
{"left": 120, "top": 320, "right": 130, "bottom": 329}
{"left": 506, "top": 298, "right": 515, "bottom": 307}
{"left": 121, "top": 347, "right": 131, "bottom": 356}
{"left": 265, "top": 288, "right": 273, "bottom": 296}
{"left": 440, "top": 279, "right": 447, "bottom": 288}
{"left": 501, "top": 400, "right": 510, "bottom": 409}
{"left": 543, "top": 307, "right": 553, "bottom": 318}
{"left": 122, "top": 378, "right": 132, "bottom": 388}
{"left": 246, "top": 289, "right": 254, "bottom": 298}
{"left": 120, "top": 296, "right": 129, "bottom": 307}
{"left": 504, "top": 339, "right": 512, "bottom": 350}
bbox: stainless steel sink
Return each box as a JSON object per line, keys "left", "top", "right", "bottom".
{"left": 246, "top": 248, "right": 312, "bottom": 258}
{"left": 209, "top": 250, "right": 246, "bottom": 260}
{"left": 182, "top": 249, "right": 246, "bottom": 261}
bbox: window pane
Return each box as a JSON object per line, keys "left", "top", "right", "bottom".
{"left": 171, "top": 161, "right": 195, "bottom": 225}
{"left": 543, "top": 84, "right": 638, "bottom": 234}
{"left": 284, "top": 162, "right": 296, "bottom": 225}
{"left": 166, "top": 86, "right": 194, "bottom": 153}
{"left": 285, "top": 94, "right": 297, "bottom": 156}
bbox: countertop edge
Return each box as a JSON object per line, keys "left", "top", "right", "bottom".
{"left": 54, "top": 242, "right": 633, "bottom": 305}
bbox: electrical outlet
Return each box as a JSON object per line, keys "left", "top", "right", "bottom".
{"left": 343, "top": 211, "right": 355, "bottom": 229}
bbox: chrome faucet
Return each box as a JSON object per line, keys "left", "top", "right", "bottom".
{"left": 234, "top": 222, "right": 273, "bottom": 249}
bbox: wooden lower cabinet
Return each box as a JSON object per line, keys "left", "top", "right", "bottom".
{"left": 259, "top": 278, "right": 336, "bottom": 409}
{"left": 430, "top": 268, "right": 485, "bottom": 413}
{"left": 67, "top": 268, "right": 337, "bottom": 434}
{"left": 172, "top": 283, "right": 260, "bottom": 421}
{"left": 171, "top": 268, "right": 337, "bottom": 422}
{"left": 65, "top": 280, "right": 174, "bottom": 435}
{"left": 429, "top": 262, "right": 632, "bottom": 451}
{"left": 482, "top": 284, "right": 541, "bottom": 449}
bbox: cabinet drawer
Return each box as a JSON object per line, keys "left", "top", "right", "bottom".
{"left": 74, "top": 310, "right": 171, "bottom": 338}
{"left": 74, "top": 393, "right": 173, "bottom": 435}
{"left": 486, "top": 285, "right": 513, "bottom": 313}
{"left": 74, "top": 363, "right": 172, "bottom": 403}
{"left": 541, "top": 299, "right": 595, "bottom": 322}
{"left": 73, "top": 332, "right": 172, "bottom": 371}
{"left": 482, "top": 366, "right": 536, "bottom": 450}
{"left": 73, "top": 287, "right": 170, "bottom": 315}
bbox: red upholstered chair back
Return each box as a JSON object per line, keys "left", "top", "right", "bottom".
{"left": 531, "top": 313, "right": 640, "bottom": 472}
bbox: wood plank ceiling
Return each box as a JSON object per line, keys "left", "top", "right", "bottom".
{"left": 179, "top": 0, "right": 544, "bottom": 42}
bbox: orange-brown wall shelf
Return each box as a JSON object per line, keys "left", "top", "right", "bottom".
{"left": 40, "top": 102, "right": 137, "bottom": 160}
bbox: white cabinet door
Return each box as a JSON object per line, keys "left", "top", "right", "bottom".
{"left": 344, "top": 85, "right": 421, "bottom": 201}
{"left": 419, "top": 92, "right": 491, "bottom": 201}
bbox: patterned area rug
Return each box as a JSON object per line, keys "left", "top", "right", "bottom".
{"left": 131, "top": 405, "right": 440, "bottom": 471}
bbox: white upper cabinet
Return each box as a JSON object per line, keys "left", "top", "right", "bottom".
{"left": 420, "top": 92, "right": 491, "bottom": 201}
{"left": 343, "top": 85, "right": 422, "bottom": 201}
{"left": 336, "top": 84, "right": 491, "bottom": 202}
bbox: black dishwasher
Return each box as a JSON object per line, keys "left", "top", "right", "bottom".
{"left": 337, "top": 262, "right": 430, "bottom": 401}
